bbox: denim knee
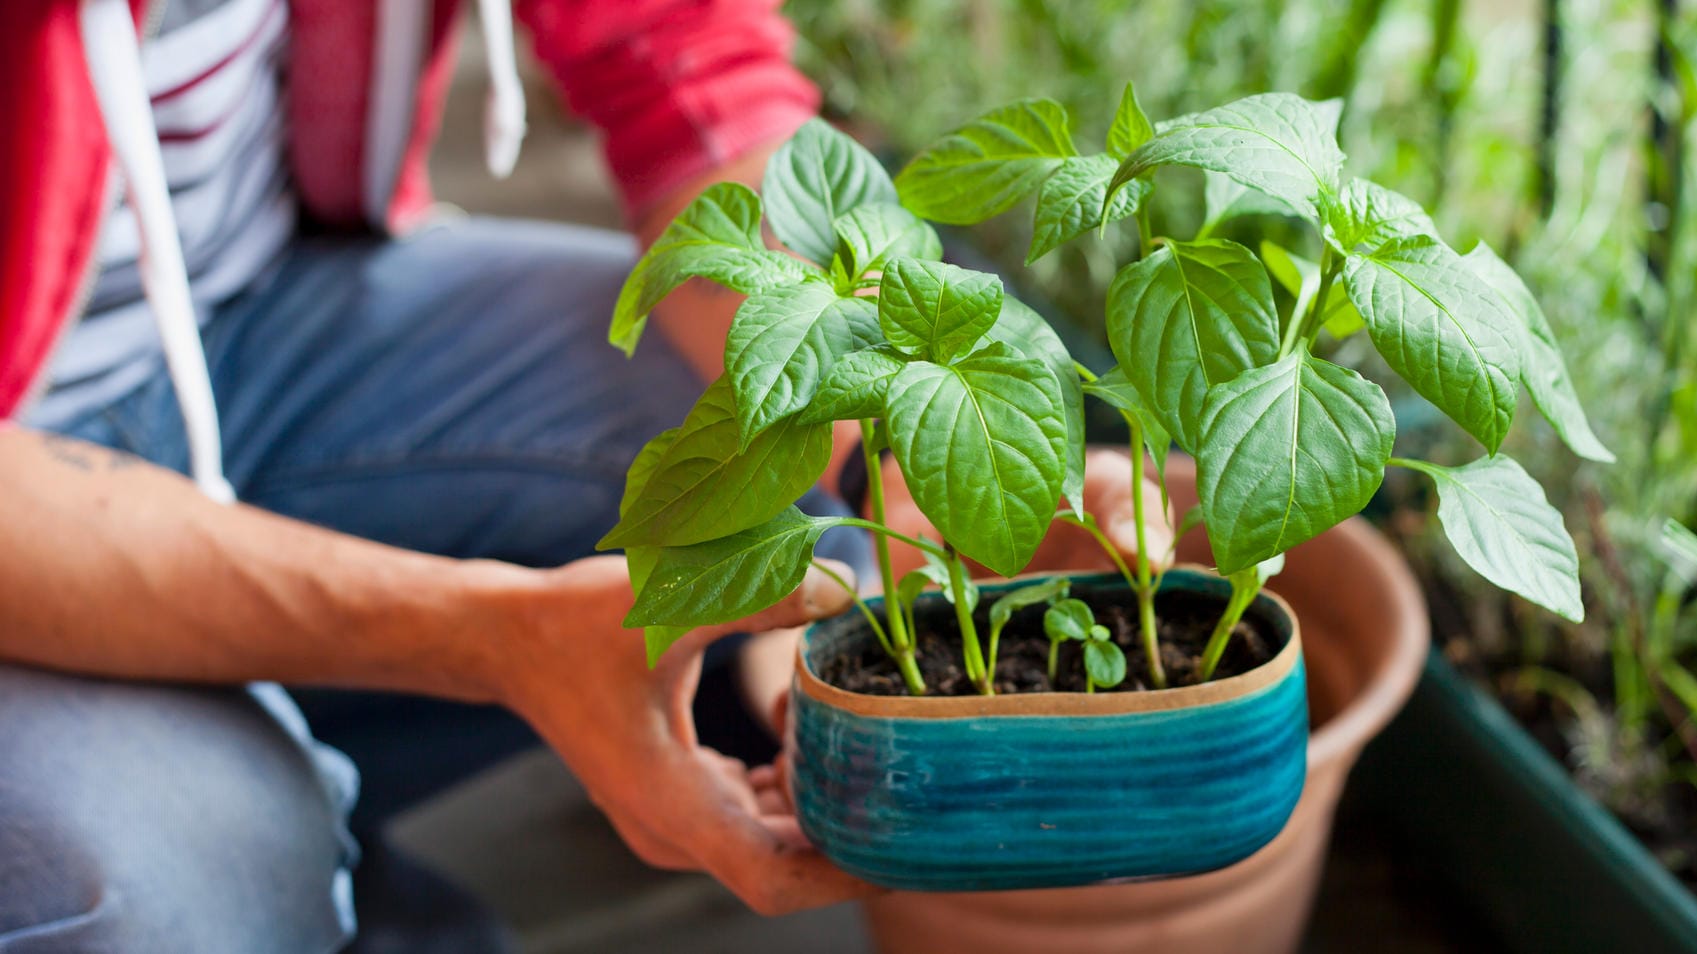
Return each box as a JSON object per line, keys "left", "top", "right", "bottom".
{"left": 0, "top": 667, "right": 355, "bottom": 954}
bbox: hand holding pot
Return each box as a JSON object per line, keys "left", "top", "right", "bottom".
{"left": 499, "top": 554, "right": 880, "bottom": 915}
{"left": 878, "top": 447, "right": 1173, "bottom": 580}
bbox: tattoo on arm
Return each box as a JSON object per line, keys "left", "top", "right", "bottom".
{"left": 39, "top": 433, "right": 145, "bottom": 473}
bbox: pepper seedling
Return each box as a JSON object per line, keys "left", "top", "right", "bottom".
{"left": 607, "top": 80, "right": 1601, "bottom": 696}
{"left": 1043, "top": 598, "right": 1126, "bottom": 692}
{"left": 601, "top": 119, "right": 1089, "bottom": 696}
{"left": 987, "top": 577, "right": 1071, "bottom": 679}
{"left": 894, "top": 82, "right": 1603, "bottom": 682}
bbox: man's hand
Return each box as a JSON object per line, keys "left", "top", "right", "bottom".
{"left": 0, "top": 426, "right": 874, "bottom": 916}
{"left": 496, "top": 555, "right": 880, "bottom": 916}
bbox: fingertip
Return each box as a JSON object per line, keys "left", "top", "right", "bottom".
{"left": 803, "top": 559, "right": 856, "bottom": 613}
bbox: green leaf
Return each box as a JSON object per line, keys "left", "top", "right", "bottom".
{"left": 833, "top": 203, "right": 943, "bottom": 278}
{"left": 885, "top": 343, "right": 1069, "bottom": 576}
{"left": 620, "top": 427, "right": 682, "bottom": 519}
{"left": 725, "top": 284, "right": 880, "bottom": 443}
{"left": 1343, "top": 236, "right": 1521, "bottom": 452}
{"left": 762, "top": 119, "right": 897, "bottom": 266}
{"left": 600, "top": 378, "right": 832, "bottom": 548}
{"left": 1082, "top": 366, "right": 1171, "bottom": 486}
{"left": 1084, "top": 639, "right": 1127, "bottom": 688}
{"left": 1260, "top": 240, "right": 1363, "bottom": 339}
{"left": 866, "top": 419, "right": 891, "bottom": 455}
{"left": 1659, "top": 666, "right": 1697, "bottom": 723}
{"left": 989, "top": 298, "right": 1087, "bottom": 513}
{"left": 895, "top": 569, "right": 931, "bottom": 611}
{"left": 1174, "top": 505, "right": 1204, "bottom": 541}
{"left": 624, "top": 548, "right": 691, "bottom": 666}
{"left": 620, "top": 430, "right": 694, "bottom": 664}
{"left": 894, "top": 99, "right": 1078, "bottom": 224}
{"left": 988, "top": 578, "right": 1072, "bottom": 635}
{"left": 1260, "top": 239, "right": 1314, "bottom": 302}
{"left": 1321, "top": 288, "right": 1365, "bottom": 339}
{"left": 1044, "top": 599, "right": 1095, "bottom": 643}
{"left": 877, "top": 259, "right": 1004, "bottom": 362}
{"left": 1105, "top": 240, "right": 1283, "bottom": 452}
{"left": 1109, "top": 93, "right": 1345, "bottom": 221}
{"left": 1395, "top": 456, "right": 1584, "bottom": 622}
{"left": 641, "top": 624, "right": 690, "bottom": 667}
{"left": 1027, "top": 154, "right": 1149, "bottom": 264}
{"left": 1461, "top": 243, "right": 1614, "bottom": 463}
{"left": 1203, "top": 171, "right": 1299, "bottom": 233}
{"left": 1661, "top": 519, "right": 1697, "bottom": 584}
{"left": 611, "top": 183, "right": 819, "bottom": 355}
{"left": 798, "top": 345, "right": 909, "bottom": 424}
{"left": 1197, "top": 351, "right": 1396, "bottom": 574}
{"left": 624, "top": 508, "right": 838, "bottom": 627}
{"left": 1323, "top": 178, "right": 1439, "bottom": 255}
{"left": 1106, "top": 81, "right": 1155, "bottom": 158}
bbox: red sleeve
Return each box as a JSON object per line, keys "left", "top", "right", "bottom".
{"left": 515, "top": 0, "right": 821, "bottom": 220}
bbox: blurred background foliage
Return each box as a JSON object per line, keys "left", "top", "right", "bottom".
{"left": 786, "top": 0, "right": 1697, "bottom": 871}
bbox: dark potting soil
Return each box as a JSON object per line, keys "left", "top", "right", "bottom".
{"left": 819, "top": 586, "right": 1276, "bottom": 697}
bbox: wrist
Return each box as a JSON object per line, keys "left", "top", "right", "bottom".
{"left": 353, "top": 553, "right": 542, "bottom": 707}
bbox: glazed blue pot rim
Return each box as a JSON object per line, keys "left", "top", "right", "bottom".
{"left": 794, "top": 565, "right": 1302, "bottom": 719}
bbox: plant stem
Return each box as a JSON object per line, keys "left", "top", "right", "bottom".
{"left": 834, "top": 517, "right": 952, "bottom": 561}
{"left": 1048, "top": 640, "right": 1060, "bottom": 681}
{"left": 1074, "top": 513, "right": 1137, "bottom": 591}
{"left": 1199, "top": 570, "right": 1261, "bottom": 681}
{"left": 1281, "top": 244, "right": 1337, "bottom": 358}
{"left": 810, "top": 559, "right": 893, "bottom": 656}
{"left": 859, "top": 419, "right": 925, "bottom": 695}
{"left": 1061, "top": 372, "right": 1169, "bottom": 689}
{"left": 1127, "top": 423, "right": 1168, "bottom": 689}
{"left": 944, "top": 542, "right": 992, "bottom": 695}
{"left": 1136, "top": 205, "right": 1156, "bottom": 260}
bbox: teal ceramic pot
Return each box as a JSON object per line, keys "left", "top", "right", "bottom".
{"left": 786, "top": 568, "right": 1307, "bottom": 893}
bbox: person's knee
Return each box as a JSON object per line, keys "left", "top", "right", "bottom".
{"left": 0, "top": 669, "right": 355, "bottom": 953}
{"left": 0, "top": 809, "right": 113, "bottom": 950}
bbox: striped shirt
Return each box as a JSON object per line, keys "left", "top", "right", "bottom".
{"left": 47, "top": 0, "right": 293, "bottom": 407}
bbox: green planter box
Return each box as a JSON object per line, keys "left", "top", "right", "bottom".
{"left": 1352, "top": 650, "right": 1697, "bottom": 953}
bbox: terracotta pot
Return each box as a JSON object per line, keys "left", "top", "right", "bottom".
{"left": 788, "top": 569, "right": 1307, "bottom": 891}
{"left": 860, "top": 458, "right": 1429, "bottom": 954}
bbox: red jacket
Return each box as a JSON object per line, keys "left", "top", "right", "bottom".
{"left": 0, "top": 0, "right": 819, "bottom": 418}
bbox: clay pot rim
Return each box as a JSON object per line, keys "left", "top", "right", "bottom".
{"left": 792, "top": 564, "right": 1303, "bottom": 719}
{"left": 1302, "top": 517, "right": 1430, "bottom": 769}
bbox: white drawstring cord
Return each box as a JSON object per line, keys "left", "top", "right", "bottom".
{"left": 81, "top": 0, "right": 236, "bottom": 504}
{"left": 477, "top": 0, "right": 527, "bottom": 179}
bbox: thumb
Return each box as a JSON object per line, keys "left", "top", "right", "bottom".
{"left": 1106, "top": 478, "right": 1174, "bottom": 568}
{"left": 696, "top": 559, "right": 856, "bottom": 641}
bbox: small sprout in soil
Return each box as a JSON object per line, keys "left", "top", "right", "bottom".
{"left": 989, "top": 578, "right": 1071, "bottom": 676}
{"left": 1043, "top": 598, "right": 1096, "bottom": 682}
{"left": 1082, "top": 625, "right": 1128, "bottom": 693}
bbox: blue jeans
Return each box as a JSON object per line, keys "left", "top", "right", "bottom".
{"left": 3, "top": 218, "right": 864, "bottom": 952}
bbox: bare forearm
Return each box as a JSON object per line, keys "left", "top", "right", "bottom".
{"left": 634, "top": 142, "right": 864, "bottom": 492}
{"left": 636, "top": 143, "right": 783, "bottom": 384}
{"left": 0, "top": 426, "right": 524, "bottom": 702}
